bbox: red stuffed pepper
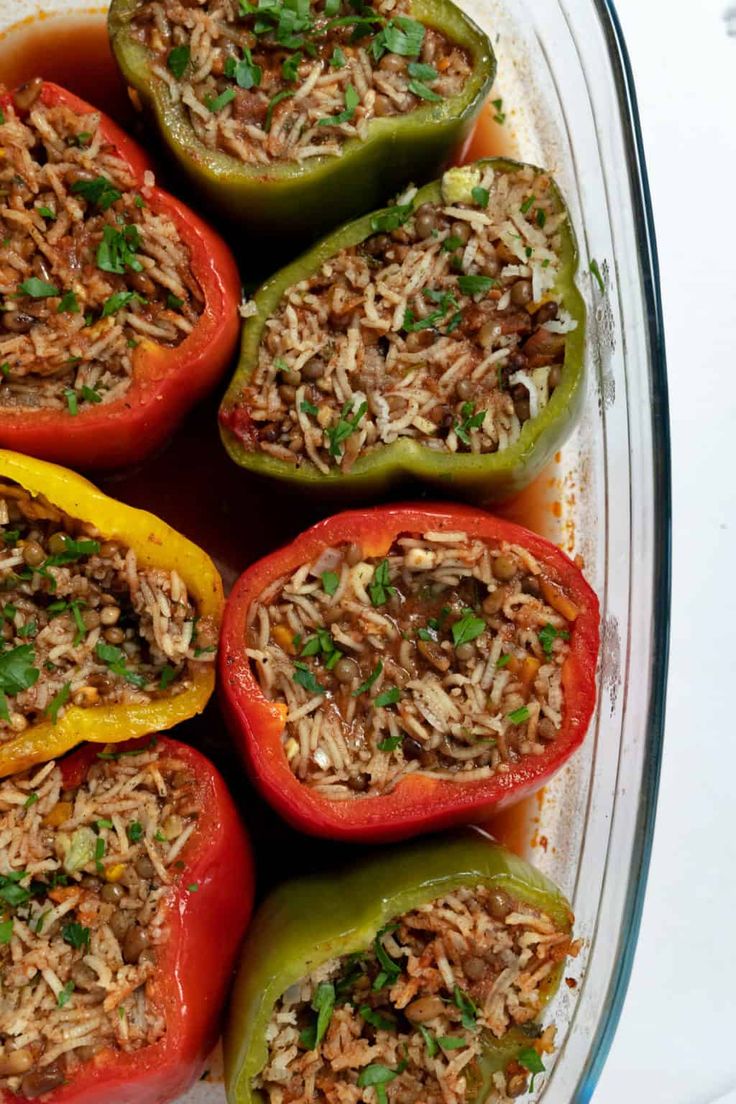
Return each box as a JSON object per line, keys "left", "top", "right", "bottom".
{"left": 220, "top": 503, "right": 599, "bottom": 842}
{"left": 0, "top": 80, "right": 241, "bottom": 470}
{"left": 0, "top": 735, "right": 254, "bottom": 1103}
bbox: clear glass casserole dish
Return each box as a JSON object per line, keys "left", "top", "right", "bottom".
{"left": 0, "top": 0, "right": 670, "bottom": 1101}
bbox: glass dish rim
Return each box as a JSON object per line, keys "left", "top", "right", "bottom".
{"left": 576, "top": 0, "right": 671, "bottom": 1098}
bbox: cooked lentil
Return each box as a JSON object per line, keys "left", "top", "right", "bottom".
{"left": 235, "top": 163, "right": 577, "bottom": 472}
{"left": 0, "top": 480, "right": 216, "bottom": 739}
{"left": 247, "top": 530, "right": 576, "bottom": 797}
{"left": 255, "top": 884, "right": 573, "bottom": 1104}
{"left": 131, "top": 0, "right": 472, "bottom": 165}
{"left": 0, "top": 93, "right": 203, "bottom": 411}
{"left": 0, "top": 743, "right": 200, "bottom": 1098}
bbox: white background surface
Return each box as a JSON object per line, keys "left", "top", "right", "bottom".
{"left": 593, "top": 1, "right": 736, "bottom": 1102}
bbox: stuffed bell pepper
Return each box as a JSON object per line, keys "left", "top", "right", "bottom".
{"left": 0, "top": 80, "right": 241, "bottom": 470}
{"left": 219, "top": 160, "right": 585, "bottom": 502}
{"left": 0, "top": 451, "right": 223, "bottom": 779}
{"left": 108, "top": 0, "right": 495, "bottom": 245}
{"left": 219, "top": 503, "right": 599, "bottom": 842}
{"left": 0, "top": 735, "right": 254, "bottom": 1103}
{"left": 225, "top": 831, "right": 577, "bottom": 1104}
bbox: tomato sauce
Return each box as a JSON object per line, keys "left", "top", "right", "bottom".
{"left": 0, "top": 11, "right": 558, "bottom": 879}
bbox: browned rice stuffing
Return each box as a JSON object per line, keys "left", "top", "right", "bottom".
{"left": 255, "top": 883, "right": 573, "bottom": 1104}
{"left": 0, "top": 85, "right": 203, "bottom": 412}
{"left": 248, "top": 530, "right": 577, "bottom": 797}
{"left": 0, "top": 742, "right": 200, "bottom": 1098}
{"left": 234, "top": 164, "right": 577, "bottom": 472}
{"left": 132, "top": 0, "right": 472, "bottom": 165}
{"left": 0, "top": 481, "right": 217, "bottom": 740}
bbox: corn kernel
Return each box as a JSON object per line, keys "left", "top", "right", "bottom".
{"left": 105, "top": 864, "right": 126, "bottom": 883}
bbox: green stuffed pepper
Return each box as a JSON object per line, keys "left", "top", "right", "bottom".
{"left": 108, "top": 0, "right": 495, "bottom": 248}
{"left": 219, "top": 158, "right": 585, "bottom": 503}
{"left": 225, "top": 832, "right": 577, "bottom": 1104}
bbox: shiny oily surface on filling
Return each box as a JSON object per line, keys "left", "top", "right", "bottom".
{"left": 131, "top": 0, "right": 472, "bottom": 165}
{"left": 240, "top": 163, "right": 576, "bottom": 472}
{"left": 0, "top": 743, "right": 199, "bottom": 1099}
{"left": 247, "top": 530, "right": 577, "bottom": 797}
{"left": 255, "top": 884, "right": 574, "bottom": 1104}
{"left": 0, "top": 85, "right": 203, "bottom": 412}
{"left": 0, "top": 481, "right": 217, "bottom": 741}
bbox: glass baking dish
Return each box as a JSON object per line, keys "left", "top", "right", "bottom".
{"left": 0, "top": 0, "right": 670, "bottom": 1101}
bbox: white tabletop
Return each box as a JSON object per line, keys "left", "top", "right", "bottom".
{"left": 593, "top": 0, "right": 736, "bottom": 1101}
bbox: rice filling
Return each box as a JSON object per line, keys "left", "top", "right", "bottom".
{"left": 0, "top": 743, "right": 200, "bottom": 1099}
{"left": 248, "top": 530, "right": 577, "bottom": 797}
{"left": 0, "top": 481, "right": 217, "bottom": 741}
{"left": 254, "top": 884, "right": 573, "bottom": 1104}
{"left": 131, "top": 0, "right": 473, "bottom": 166}
{"left": 0, "top": 88, "right": 203, "bottom": 412}
{"left": 234, "top": 164, "right": 576, "bottom": 471}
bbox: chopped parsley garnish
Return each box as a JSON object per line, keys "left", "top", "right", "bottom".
{"left": 43, "top": 537, "right": 100, "bottom": 566}
{"left": 408, "top": 77, "right": 442, "bottom": 102}
{"left": 318, "top": 83, "right": 359, "bottom": 126}
{"left": 70, "top": 599, "right": 89, "bottom": 641}
{"left": 359, "top": 1005, "right": 397, "bottom": 1031}
{"left": 205, "top": 88, "right": 237, "bottom": 112}
{"left": 353, "top": 660, "right": 382, "bottom": 697}
{"left": 452, "top": 985, "right": 477, "bottom": 1029}
{"left": 299, "top": 981, "right": 335, "bottom": 1049}
{"left": 62, "top": 921, "right": 90, "bottom": 950}
{"left": 301, "top": 627, "right": 339, "bottom": 660}
{"left": 94, "top": 836, "right": 105, "bottom": 873}
{"left": 167, "top": 44, "right": 191, "bottom": 78}
{"left": 23, "top": 793, "right": 39, "bottom": 809}
{"left": 37, "top": 205, "right": 56, "bottom": 220}
{"left": 71, "top": 176, "right": 122, "bottom": 211}
{"left": 325, "top": 399, "right": 367, "bottom": 458}
{"left": 508, "top": 705, "right": 530, "bottom": 725}
{"left": 96, "top": 819, "right": 113, "bottom": 830}
{"left": 457, "top": 274, "right": 495, "bottom": 297}
{"left": 590, "top": 258, "right": 605, "bottom": 293}
{"left": 17, "top": 278, "right": 59, "bottom": 299}
{"left": 159, "top": 665, "right": 177, "bottom": 690}
{"left": 375, "top": 687, "right": 401, "bottom": 708}
{"left": 166, "top": 293, "right": 184, "bottom": 310}
{"left": 403, "top": 287, "right": 458, "bottom": 333}
{"left": 496, "top": 652, "right": 511, "bottom": 668}
{"left": 300, "top": 400, "right": 319, "bottom": 416}
{"left": 81, "top": 385, "right": 103, "bottom": 405}
{"left": 438, "top": 1035, "right": 467, "bottom": 1049}
{"left": 74, "top": 131, "right": 92, "bottom": 148}
{"left": 408, "top": 61, "right": 437, "bottom": 81}
{"left": 187, "top": 883, "right": 199, "bottom": 893}
{"left": 471, "top": 185, "right": 489, "bottom": 208}
{"left": 282, "top": 49, "right": 302, "bottom": 82}
{"left": 518, "top": 1047, "right": 545, "bottom": 1091}
{"left": 95, "top": 642, "right": 148, "bottom": 689}
{"left": 357, "top": 1061, "right": 407, "bottom": 1104}
{"left": 330, "top": 45, "right": 346, "bottom": 68}
{"left": 377, "top": 734, "right": 402, "bottom": 752}
{"left": 520, "top": 195, "right": 535, "bottom": 214}
{"left": 293, "top": 660, "right": 325, "bottom": 695}
{"left": 225, "top": 45, "right": 263, "bottom": 88}
{"left": 370, "top": 202, "right": 413, "bottom": 234}
{"left": 102, "top": 290, "right": 143, "bottom": 317}
{"left": 322, "top": 570, "right": 339, "bottom": 596}
{"left": 264, "top": 90, "right": 294, "bottom": 131}
{"left": 97, "top": 223, "right": 143, "bottom": 275}
{"left": 45, "top": 682, "right": 71, "bottom": 725}
{"left": 419, "top": 1024, "right": 437, "bottom": 1056}
{"left": 17, "top": 621, "right": 37, "bottom": 639}
{"left": 0, "top": 363, "right": 9, "bottom": 378}
{"left": 536, "top": 208, "right": 547, "bottom": 228}
{"left": 65, "top": 389, "right": 78, "bottom": 416}
{"left": 454, "top": 401, "right": 486, "bottom": 444}
{"left": 57, "top": 981, "right": 75, "bottom": 1008}
{"left": 0, "top": 644, "right": 40, "bottom": 698}
{"left": 0, "top": 919, "right": 13, "bottom": 944}
{"left": 0, "top": 872, "right": 31, "bottom": 908}
{"left": 57, "top": 290, "right": 80, "bottom": 314}
{"left": 367, "top": 559, "right": 394, "bottom": 607}
{"left": 442, "top": 235, "right": 464, "bottom": 253}
{"left": 127, "top": 821, "right": 144, "bottom": 843}
{"left": 451, "top": 609, "right": 485, "bottom": 646}
{"left": 492, "top": 96, "right": 506, "bottom": 124}
{"left": 538, "top": 622, "right": 570, "bottom": 656}
{"left": 371, "top": 15, "right": 425, "bottom": 59}
{"left": 372, "top": 924, "right": 401, "bottom": 990}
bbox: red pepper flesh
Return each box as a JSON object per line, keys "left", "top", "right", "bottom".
{"left": 0, "top": 736, "right": 254, "bottom": 1104}
{"left": 0, "top": 83, "right": 242, "bottom": 471}
{"left": 220, "top": 503, "right": 600, "bottom": 843}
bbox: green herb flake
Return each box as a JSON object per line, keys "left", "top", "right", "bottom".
{"left": 0, "top": 644, "right": 40, "bottom": 698}
{"left": 508, "top": 705, "right": 530, "bottom": 725}
{"left": 293, "top": 660, "right": 325, "bottom": 696}
{"left": 536, "top": 207, "right": 547, "bottom": 228}
{"left": 520, "top": 195, "right": 535, "bottom": 214}
{"left": 281, "top": 49, "right": 302, "bottom": 82}
{"left": 74, "top": 131, "right": 92, "bottom": 148}
{"left": 590, "top": 258, "right": 605, "bottom": 293}
{"left": 407, "top": 61, "right": 437, "bottom": 80}
{"left": 518, "top": 1046, "right": 545, "bottom": 1091}
{"left": 374, "top": 687, "right": 400, "bottom": 708}
{"left": 81, "top": 385, "right": 102, "bottom": 405}
{"left": 159, "top": 665, "right": 177, "bottom": 690}
{"left": 325, "top": 399, "right": 367, "bottom": 458}
{"left": 64, "top": 389, "right": 79, "bottom": 416}
{"left": 37, "top": 205, "right": 56, "bottom": 220}
{"left": 205, "top": 88, "right": 236, "bottom": 112}
{"left": 102, "top": 290, "right": 141, "bottom": 318}
{"left": 300, "top": 981, "right": 336, "bottom": 1050}
{"left": 442, "top": 235, "right": 464, "bottom": 253}
{"left": 451, "top": 610, "right": 486, "bottom": 649}
{"left": 0, "top": 918, "right": 13, "bottom": 944}
{"left": 96, "top": 818, "right": 113, "bottom": 830}
{"left": 377, "top": 734, "right": 402, "bottom": 752}
{"left": 166, "top": 293, "right": 184, "bottom": 310}
{"left": 454, "top": 401, "right": 486, "bottom": 445}
{"left": 492, "top": 96, "right": 506, "bottom": 124}
{"left": 496, "top": 653, "right": 511, "bottom": 669}
{"left": 330, "top": 45, "right": 346, "bottom": 68}
{"left": 95, "top": 642, "right": 148, "bottom": 689}
{"left": 471, "top": 185, "right": 489, "bottom": 208}
{"left": 370, "top": 203, "right": 413, "bottom": 234}
{"left": 23, "top": 792, "right": 39, "bottom": 809}
{"left": 43, "top": 537, "right": 100, "bottom": 567}
{"left": 409, "top": 78, "right": 442, "bottom": 101}
{"left": 187, "top": 883, "right": 199, "bottom": 893}
{"left": 353, "top": 661, "right": 382, "bottom": 697}
{"left": 438, "top": 1035, "right": 467, "bottom": 1050}
{"left": 367, "top": 559, "right": 394, "bottom": 607}
{"left": 128, "top": 821, "right": 144, "bottom": 843}
{"left": 372, "top": 15, "right": 425, "bottom": 59}
{"left": 71, "top": 176, "right": 122, "bottom": 211}
{"left": 318, "top": 82, "right": 359, "bottom": 126}
{"left": 57, "top": 290, "right": 80, "bottom": 314}
{"left": 225, "top": 44, "right": 263, "bottom": 89}
{"left": 167, "top": 44, "right": 191, "bottom": 79}
{"left": 359, "top": 1005, "right": 397, "bottom": 1032}
{"left": 457, "top": 274, "right": 494, "bottom": 297}
{"left": 97, "top": 223, "right": 143, "bottom": 276}
{"left": 0, "top": 362, "right": 10, "bottom": 379}
{"left": 57, "top": 980, "right": 75, "bottom": 1008}
{"left": 300, "top": 399, "right": 318, "bottom": 416}
{"left": 452, "top": 985, "right": 478, "bottom": 1029}
{"left": 94, "top": 835, "right": 105, "bottom": 873}
{"left": 46, "top": 682, "right": 71, "bottom": 725}
{"left": 322, "top": 571, "right": 339, "bottom": 596}
{"left": 62, "top": 921, "right": 90, "bottom": 950}
{"left": 264, "top": 90, "right": 294, "bottom": 131}
{"left": 418, "top": 1023, "right": 437, "bottom": 1057}
{"left": 538, "top": 622, "right": 570, "bottom": 656}
{"left": 17, "top": 620, "right": 37, "bottom": 639}
{"left": 17, "top": 277, "right": 59, "bottom": 299}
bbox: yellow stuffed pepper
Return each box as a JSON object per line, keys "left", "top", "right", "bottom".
{"left": 0, "top": 451, "right": 223, "bottom": 776}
